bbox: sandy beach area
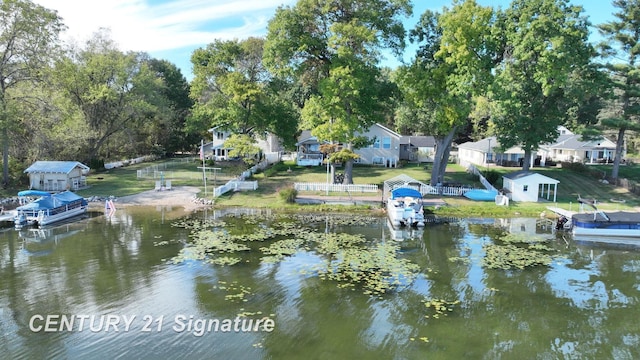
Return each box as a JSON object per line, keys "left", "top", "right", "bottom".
{"left": 102, "top": 186, "right": 207, "bottom": 211}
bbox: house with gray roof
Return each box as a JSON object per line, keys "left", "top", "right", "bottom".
{"left": 546, "top": 134, "right": 616, "bottom": 164}
{"left": 24, "top": 161, "right": 90, "bottom": 191}
{"left": 458, "top": 136, "right": 530, "bottom": 168}
{"left": 458, "top": 126, "right": 617, "bottom": 168}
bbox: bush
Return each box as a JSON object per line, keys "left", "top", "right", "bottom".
{"left": 560, "top": 162, "right": 588, "bottom": 173}
{"left": 483, "top": 169, "right": 501, "bottom": 185}
{"left": 279, "top": 187, "right": 298, "bottom": 203}
{"left": 88, "top": 158, "right": 105, "bottom": 171}
{"left": 263, "top": 166, "right": 278, "bottom": 178}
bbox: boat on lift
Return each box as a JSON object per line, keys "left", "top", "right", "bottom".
{"left": 14, "top": 190, "right": 88, "bottom": 228}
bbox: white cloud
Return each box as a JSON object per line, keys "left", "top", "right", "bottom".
{"left": 33, "top": 0, "right": 295, "bottom": 52}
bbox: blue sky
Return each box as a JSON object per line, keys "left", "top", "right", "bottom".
{"left": 33, "top": 0, "right": 618, "bottom": 80}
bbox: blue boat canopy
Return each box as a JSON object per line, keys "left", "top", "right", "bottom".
{"left": 18, "top": 190, "right": 51, "bottom": 197}
{"left": 16, "top": 191, "right": 86, "bottom": 211}
{"left": 390, "top": 187, "right": 422, "bottom": 199}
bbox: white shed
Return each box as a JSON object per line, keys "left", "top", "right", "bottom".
{"left": 24, "top": 161, "right": 90, "bottom": 191}
{"left": 502, "top": 171, "right": 559, "bottom": 202}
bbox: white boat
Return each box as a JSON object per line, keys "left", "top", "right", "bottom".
{"left": 571, "top": 211, "right": 640, "bottom": 238}
{"left": 14, "top": 190, "right": 88, "bottom": 228}
{"left": 568, "top": 195, "right": 640, "bottom": 239}
{"left": 386, "top": 187, "right": 425, "bottom": 227}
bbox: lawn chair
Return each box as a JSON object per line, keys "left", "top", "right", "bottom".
{"left": 165, "top": 180, "right": 172, "bottom": 191}
{"left": 155, "top": 180, "right": 162, "bottom": 191}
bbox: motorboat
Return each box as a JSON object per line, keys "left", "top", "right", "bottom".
{"left": 387, "top": 187, "right": 425, "bottom": 227}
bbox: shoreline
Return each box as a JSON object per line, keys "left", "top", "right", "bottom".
{"left": 90, "top": 186, "right": 209, "bottom": 212}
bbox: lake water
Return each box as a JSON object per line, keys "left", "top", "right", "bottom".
{"left": 1, "top": 206, "right": 639, "bottom": 359}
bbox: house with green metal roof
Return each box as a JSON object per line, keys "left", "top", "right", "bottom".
{"left": 24, "top": 161, "right": 90, "bottom": 192}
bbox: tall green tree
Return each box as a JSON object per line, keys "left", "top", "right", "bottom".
{"left": 398, "top": 0, "right": 498, "bottom": 185}
{"left": 491, "top": 0, "right": 593, "bottom": 171}
{"left": 147, "top": 58, "right": 194, "bottom": 154}
{"left": 189, "top": 37, "right": 298, "bottom": 150}
{"left": 0, "top": 0, "right": 64, "bottom": 186}
{"left": 54, "top": 31, "right": 165, "bottom": 164}
{"left": 597, "top": 0, "right": 640, "bottom": 181}
{"left": 264, "top": 0, "right": 411, "bottom": 184}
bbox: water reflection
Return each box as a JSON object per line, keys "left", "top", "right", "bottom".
{"left": 0, "top": 210, "right": 639, "bottom": 359}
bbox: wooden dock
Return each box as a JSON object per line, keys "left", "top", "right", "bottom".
{"left": 546, "top": 206, "right": 575, "bottom": 218}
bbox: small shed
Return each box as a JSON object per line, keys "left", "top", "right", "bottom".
{"left": 502, "top": 171, "right": 559, "bottom": 202}
{"left": 24, "top": 161, "right": 90, "bottom": 192}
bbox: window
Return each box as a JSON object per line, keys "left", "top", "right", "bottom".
{"left": 373, "top": 137, "right": 380, "bottom": 149}
{"left": 382, "top": 137, "right": 391, "bottom": 149}
{"left": 216, "top": 132, "right": 225, "bottom": 140}
{"left": 523, "top": 185, "right": 528, "bottom": 192}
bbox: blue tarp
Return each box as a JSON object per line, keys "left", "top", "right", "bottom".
{"left": 18, "top": 190, "right": 51, "bottom": 197}
{"left": 390, "top": 187, "right": 422, "bottom": 199}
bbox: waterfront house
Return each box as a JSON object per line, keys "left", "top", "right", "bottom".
{"left": 296, "top": 123, "right": 404, "bottom": 167}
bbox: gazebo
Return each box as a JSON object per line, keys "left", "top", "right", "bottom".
{"left": 383, "top": 174, "right": 430, "bottom": 202}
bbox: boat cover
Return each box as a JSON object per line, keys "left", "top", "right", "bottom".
{"left": 17, "top": 190, "right": 51, "bottom": 197}
{"left": 16, "top": 191, "right": 86, "bottom": 211}
{"left": 463, "top": 189, "right": 498, "bottom": 201}
{"left": 390, "top": 187, "right": 422, "bottom": 199}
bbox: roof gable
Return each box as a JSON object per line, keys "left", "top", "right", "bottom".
{"left": 24, "top": 161, "right": 90, "bottom": 174}
{"left": 369, "top": 123, "right": 401, "bottom": 139}
{"left": 503, "top": 171, "right": 559, "bottom": 184}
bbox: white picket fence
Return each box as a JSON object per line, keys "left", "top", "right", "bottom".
{"left": 294, "top": 183, "right": 379, "bottom": 193}
{"left": 424, "top": 185, "right": 475, "bottom": 196}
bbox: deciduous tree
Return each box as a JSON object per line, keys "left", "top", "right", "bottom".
{"left": 264, "top": 0, "right": 411, "bottom": 184}
{"left": 54, "top": 31, "right": 165, "bottom": 164}
{"left": 491, "top": 0, "right": 593, "bottom": 171}
{"left": 0, "top": 0, "right": 64, "bottom": 186}
{"left": 189, "top": 37, "right": 298, "bottom": 153}
{"left": 398, "top": 0, "right": 497, "bottom": 185}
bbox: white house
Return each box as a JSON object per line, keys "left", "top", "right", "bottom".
{"left": 502, "top": 171, "right": 559, "bottom": 202}
{"left": 204, "top": 126, "right": 284, "bottom": 162}
{"left": 295, "top": 130, "right": 326, "bottom": 166}
{"left": 355, "top": 123, "right": 402, "bottom": 167}
{"left": 295, "top": 123, "right": 404, "bottom": 167}
{"left": 205, "top": 126, "right": 233, "bottom": 160}
{"left": 458, "top": 126, "right": 617, "bottom": 168}
{"left": 546, "top": 134, "right": 617, "bottom": 164}
{"left": 458, "top": 136, "right": 531, "bottom": 168}
{"left": 24, "top": 161, "right": 90, "bottom": 191}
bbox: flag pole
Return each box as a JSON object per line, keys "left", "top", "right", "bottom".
{"left": 201, "top": 139, "right": 207, "bottom": 196}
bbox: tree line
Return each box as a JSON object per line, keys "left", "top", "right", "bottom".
{"left": 1, "top": 0, "right": 638, "bottom": 188}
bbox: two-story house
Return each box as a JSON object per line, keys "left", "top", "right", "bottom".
{"left": 295, "top": 123, "right": 404, "bottom": 167}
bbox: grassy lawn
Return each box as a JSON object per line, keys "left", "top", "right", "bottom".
{"left": 8, "top": 157, "right": 637, "bottom": 217}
